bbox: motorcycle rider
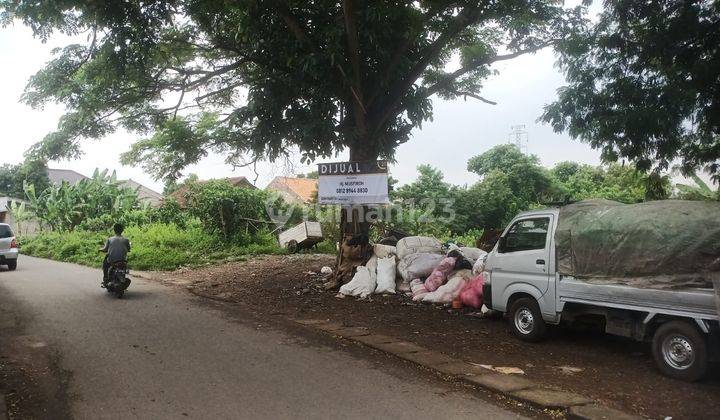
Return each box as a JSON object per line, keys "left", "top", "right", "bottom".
{"left": 100, "top": 223, "right": 131, "bottom": 287}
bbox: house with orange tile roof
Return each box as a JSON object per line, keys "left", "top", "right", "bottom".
{"left": 265, "top": 176, "right": 318, "bottom": 204}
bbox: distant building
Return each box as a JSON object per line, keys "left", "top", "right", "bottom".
{"left": 265, "top": 177, "right": 317, "bottom": 204}
{"left": 47, "top": 168, "right": 162, "bottom": 206}
{"left": 119, "top": 179, "right": 163, "bottom": 207}
{"left": 0, "top": 196, "right": 39, "bottom": 235}
{"left": 47, "top": 168, "right": 89, "bottom": 186}
{"left": 169, "top": 176, "right": 257, "bottom": 207}
{"left": 0, "top": 196, "right": 10, "bottom": 224}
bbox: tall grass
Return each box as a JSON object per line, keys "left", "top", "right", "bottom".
{"left": 20, "top": 223, "right": 289, "bottom": 271}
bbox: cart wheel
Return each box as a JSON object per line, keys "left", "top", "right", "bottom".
{"left": 287, "top": 240, "right": 298, "bottom": 254}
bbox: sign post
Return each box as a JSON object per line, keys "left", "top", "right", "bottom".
{"left": 317, "top": 160, "right": 389, "bottom": 288}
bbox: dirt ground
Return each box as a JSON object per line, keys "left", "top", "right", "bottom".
{"left": 150, "top": 254, "right": 720, "bottom": 420}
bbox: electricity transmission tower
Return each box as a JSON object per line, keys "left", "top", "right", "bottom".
{"left": 508, "top": 125, "right": 528, "bottom": 154}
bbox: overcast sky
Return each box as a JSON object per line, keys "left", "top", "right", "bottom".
{"left": 0, "top": 18, "right": 604, "bottom": 193}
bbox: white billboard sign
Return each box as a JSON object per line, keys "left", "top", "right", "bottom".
{"left": 317, "top": 160, "right": 389, "bottom": 205}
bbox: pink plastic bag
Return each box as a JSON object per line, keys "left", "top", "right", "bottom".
{"left": 460, "top": 274, "right": 484, "bottom": 308}
{"left": 423, "top": 257, "right": 457, "bottom": 292}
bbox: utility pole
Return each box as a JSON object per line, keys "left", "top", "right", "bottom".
{"left": 508, "top": 124, "right": 528, "bottom": 154}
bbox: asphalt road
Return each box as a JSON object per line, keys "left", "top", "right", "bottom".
{"left": 0, "top": 256, "right": 526, "bottom": 420}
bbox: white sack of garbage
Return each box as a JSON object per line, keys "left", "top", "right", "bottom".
{"left": 375, "top": 256, "right": 397, "bottom": 294}
{"left": 365, "top": 255, "right": 379, "bottom": 282}
{"left": 396, "top": 236, "right": 443, "bottom": 260}
{"left": 373, "top": 244, "right": 397, "bottom": 259}
{"left": 339, "top": 266, "right": 375, "bottom": 298}
{"left": 446, "top": 244, "right": 487, "bottom": 264}
{"left": 397, "top": 252, "right": 445, "bottom": 282}
{"left": 472, "top": 256, "right": 487, "bottom": 275}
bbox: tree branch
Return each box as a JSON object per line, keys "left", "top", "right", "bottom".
{"left": 343, "top": 0, "right": 367, "bottom": 137}
{"left": 276, "top": 1, "right": 364, "bottom": 112}
{"left": 368, "top": 4, "right": 485, "bottom": 130}
{"left": 451, "top": 90, "right": 497, "bottom": 105}
{"left": 422, "top": 42, "right": 554, "bottom": 99}
{"left": 183, "top": 60, "right": 247, "bottom": 89}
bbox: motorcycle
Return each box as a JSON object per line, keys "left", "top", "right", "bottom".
{"left": 103, "top": 261, "right": 131, "bottom": 298}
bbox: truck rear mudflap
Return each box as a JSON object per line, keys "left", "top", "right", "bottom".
{"left": 483, "top": 283, "right": 492, "bottom": 310}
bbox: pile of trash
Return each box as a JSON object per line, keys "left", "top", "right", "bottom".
{"left": 337, "top": 235, "right": 488, "bottom": 309}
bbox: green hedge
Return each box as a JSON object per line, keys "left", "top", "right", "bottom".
{"left": 20, "top": 223, "right": 288, "bottom": 271}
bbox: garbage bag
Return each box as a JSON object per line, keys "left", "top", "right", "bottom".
{"left": 446, "top": 244, "right": 486, "bottom": 264}
{"left": 556, "top": 199, "right": 720, "bottom": 289}
{"left": 460, "top": 274, "right": 484, "bottom": 308}
{"left": 396, "top": 236, "right": 443, "bottom": 260}
{"left": 397, "top": 253, "right": 445, "bottom": 282}
{"left": 458, "top": 247, "right": 486, "bottom": 264}
{"left": 472, "top": 256, "right": 487, "bottom": 276}
{"left": 375, "top": 256, "right": 397, "bottom": 294}
{"left": 422, "top": 269, "right": 473, "bottom": 303}
{"left": 373, "top": 244, "right": 397, "bottom": 259}
{"left": 424, "top": 257, "right": 457, "bottom": 292}
{"left": 339, "top": 266, "right": 375, "bottom": 298}
{"left": 365, "top": 255, "right": 378, "bottom": 282}
{"left": 411, "top": 278, "right": 429, "bottom": 301}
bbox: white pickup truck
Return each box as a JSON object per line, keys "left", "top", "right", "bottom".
{"left": 483, "top": 207, "right": 719, "bottom": 381}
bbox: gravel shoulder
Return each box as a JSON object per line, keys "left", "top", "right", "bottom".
{"left": 146, "top": 254, "right": 720, "bottom": 420}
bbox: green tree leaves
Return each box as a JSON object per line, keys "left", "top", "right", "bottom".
{"left": 24, "top": 169, "right": 141, "bottom": 231}
{"left": 3, "top": 1, "right": 574, "bottom": 180}
{"left": 0, "top": 159, "right": 50, "bottom": 198}
{"left": 183, "top": 180, "right": 269, "bottom": 241}
{"left": 542, "top": 0, "right": 720, "bottom": 179}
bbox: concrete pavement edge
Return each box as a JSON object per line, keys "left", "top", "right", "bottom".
{"left": 293, "top": 318, "right": 644, "bottom": 420}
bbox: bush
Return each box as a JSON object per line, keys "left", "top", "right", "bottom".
{"left": 20, "top": 222, "right": 287, "bottom": 271}
{"left": 150, "top": 198, "right": 188, "bottom": 228}
{"left": 185, "top": 180, "right": 270, "bottom": 241}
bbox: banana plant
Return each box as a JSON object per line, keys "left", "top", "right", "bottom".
{"left": 675, "top": 173, "right": 719, "bottom": 201}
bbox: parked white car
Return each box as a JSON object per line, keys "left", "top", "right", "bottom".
{"left": 0, "top": 223, "right": 18, "bottom": 270}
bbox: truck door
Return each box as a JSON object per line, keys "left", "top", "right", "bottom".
{"left": 490, "top": 216, "right": 553, "bottom": 308}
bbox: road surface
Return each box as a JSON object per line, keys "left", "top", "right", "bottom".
{"left": 0, "top": 256, "right": 526, "bottom": 419}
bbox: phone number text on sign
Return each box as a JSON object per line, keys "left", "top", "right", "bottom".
{"left": 317, "top": 161, "right": 389, "bottom": 205}
{"left": 336, "top": 180, "right": 369, "bottom": 194}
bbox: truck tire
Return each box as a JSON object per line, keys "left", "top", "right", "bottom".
{"left": 508, "top": 297, "right": 547, "bottom": 342}
{"left": 651, "top": 320, "right": 707, "bottom": 382}
{"left": 7, "top": 260, "right": 17, "bottom": 271}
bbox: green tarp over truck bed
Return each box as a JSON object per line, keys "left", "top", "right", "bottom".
{"left": 555, "top": 199, "right": 720, "bottom": 290}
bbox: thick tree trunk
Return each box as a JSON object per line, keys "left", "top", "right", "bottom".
{"left": 346, "top": 141, "right": 378, "bottom": 236}
{"left": 329, "top": 142, "right": 378, "bottom": 288}
{"left": 714, "top": 279, "right": 720, "bottom": 320}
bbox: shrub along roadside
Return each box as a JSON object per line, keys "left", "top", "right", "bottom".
{"left": 19, "top": 223, "right": 292, "bottom": 271}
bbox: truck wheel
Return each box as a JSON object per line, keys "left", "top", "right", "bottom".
{"left": 7, "top": 260, "right": 17, "bottom": 271}
{"left": 287, "top": 240, "right": 298, "bottom": 254}
{"left": 508, "top": 297, "right": 547, "bottom": 342}
{"left": 652, "top": 320, "right": 707, "bottom": 382}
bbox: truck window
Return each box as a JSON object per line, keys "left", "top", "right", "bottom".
{"left": 499, "top": 217, "right": 549, "bottom": 253}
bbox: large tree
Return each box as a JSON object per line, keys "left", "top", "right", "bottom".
{"left": 2, "top": 1, "right": 581, "bottom": 181}
{"left": 542, "top": 0, "right": 720, "bottom": 180}
{"left": 0, "top": 159, "right": 50, "bottom": 198}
